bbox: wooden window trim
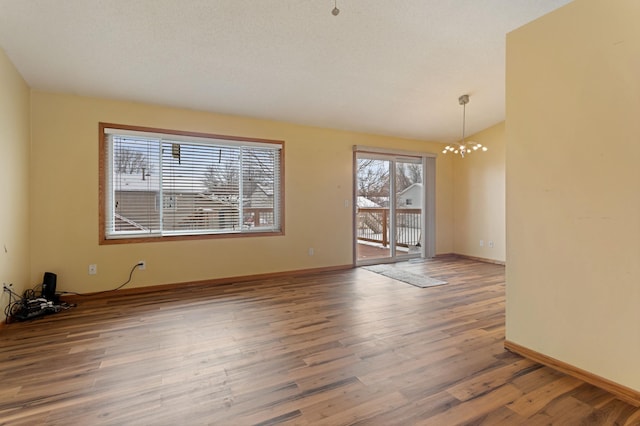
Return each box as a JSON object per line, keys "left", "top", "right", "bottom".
{"left": 99, "top": 122, "right": 285, "bottom": 245}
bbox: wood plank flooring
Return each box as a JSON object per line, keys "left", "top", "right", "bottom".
{"left": 1, "top": 255, "right": 639, "bottom": 425}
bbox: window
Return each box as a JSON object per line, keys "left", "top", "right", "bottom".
{"left": 100, "top": 123, "right": 283, "bottom": 243}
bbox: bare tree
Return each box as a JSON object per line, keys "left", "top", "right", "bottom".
{"left": 115, "top": 148, "right": 151, "bottom": 175}
{"left": 357, "top": 159, "right": 390, "bottom": 204}
{"left": 395, "top": 163, "right": 422, "bottom": 192}
{"left": 203, "top": 162, "right": 239, "bottom": 197}
{"left": 202, "top": 149, "right": 275, "bottom": 200}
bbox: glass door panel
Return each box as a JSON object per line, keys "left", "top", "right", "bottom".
{"left": 394, "top": 159, "right": 423, "bottom": 258}
{"left": 356, "top": 156, "right": 391, "bottom": 261}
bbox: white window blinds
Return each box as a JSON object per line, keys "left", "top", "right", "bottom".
{"left": 104, "top": 128, "right": 282, "bottom": 240}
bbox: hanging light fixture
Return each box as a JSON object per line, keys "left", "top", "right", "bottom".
{"left": 442, "top": 94, "right": 488, "bottom": 157}
{"left": 331, "top": 0, "right": 340, "bottom": 16}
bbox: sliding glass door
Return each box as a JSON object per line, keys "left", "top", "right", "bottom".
{"left": 355, "top": 152, "right": 424, "bottom": 264}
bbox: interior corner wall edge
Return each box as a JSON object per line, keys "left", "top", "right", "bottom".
{"left": 452, "top": 121, "right": 505, "bottom": 263}
{"left": 506, "top": 0, "right": 640, "bottom": 391}
{"left": 0, "top": 48, "right": 31, "bottom": 322}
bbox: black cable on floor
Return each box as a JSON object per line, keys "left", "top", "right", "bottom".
{"left": 59, "top": 263, "right": 142, "bottom": 297}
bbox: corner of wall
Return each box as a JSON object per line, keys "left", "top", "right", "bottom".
{"left": 0, "top": 48, "right": 32, "bottom": 323}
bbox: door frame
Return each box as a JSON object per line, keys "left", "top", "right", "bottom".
{"left": 353, "top": 145, "right": 436, "bottom": 266}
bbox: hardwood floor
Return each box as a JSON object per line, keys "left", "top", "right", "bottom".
{"left": 1, "top": 256, "right": 639, "bottom": 425}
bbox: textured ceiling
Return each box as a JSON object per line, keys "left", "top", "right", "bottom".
{"left": 0, "top": 0, "right": 572, "bottom": 143}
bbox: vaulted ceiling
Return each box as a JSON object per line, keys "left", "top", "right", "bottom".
{"left": 0, "top": 0, "right": 572, "bottom": 142}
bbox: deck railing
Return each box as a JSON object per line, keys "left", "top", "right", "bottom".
{"left": 357, "top": 207, "right": 422, "bottom": 248}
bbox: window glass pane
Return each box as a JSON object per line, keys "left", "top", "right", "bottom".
{"left": 103, "top": 127, "right": 282, "bottom": 241}
{"left": 108, "top": 136, "right": 161, "bottom": 238}
{"left": 162, "top": 142, "right": 241, "bottom": 234}
{"left": 242, "top": 147, "right": 279, "bottom": 229}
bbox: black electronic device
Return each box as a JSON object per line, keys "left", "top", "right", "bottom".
{"left": 11, "top": 298, "right": 60, "bottom": 321}
{"left": 41, "top": 272, "right": 57, "bottom": 301}
{"left": 4, "top": 272, "right": 73, "bottom": 323}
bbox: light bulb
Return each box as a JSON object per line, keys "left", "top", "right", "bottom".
{"left": 473, "top": 146, "right": 478, "bottom": 150}
{"left": 482, "top": 147, "right": 488, "bottom": 151}
{"left": 454, "top": 150, "right": 459, "bottom": 154}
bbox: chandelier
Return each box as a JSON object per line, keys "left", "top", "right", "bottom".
{"left": 442, "top": 94, "right": 487, "bottom": 157}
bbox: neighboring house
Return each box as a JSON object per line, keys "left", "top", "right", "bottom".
{"left": 396, "top": 183, "right": 422, "bottom": 230}
{"left": 397, "top": 183, "right": 422, "bottom": 207}
{"left": 243, "top": 183, "right": 276, "bottom": 227}
{"left": 114, "top": 172, "right": 240, "bottom": 232}
{"left": 114, "top": 173, "right": 278, "bottom": 232}
{"left": 114, "top": 172, "right": 160, "bottom": 232}
{"left": 358, "top": 195, "right": 390, "bottom": 208}
{"left": 245, "top": 183, "right": 273, "bottom": 208}
{"left": 356, "top": 196, "right": 380, "bottom": 208}
{"left": 163, "top": 192, "right": 239, "bottom": 231}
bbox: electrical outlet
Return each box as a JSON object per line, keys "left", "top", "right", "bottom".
{"left": 138, "top": 260, "right": 146, "bottom": 270}
{"left": 308, "top": 248, "right": 314, "bottom": 256}
{"left": 88, "top": 264, "right": 97, "bottom": 275}
{"left": 480, "top": 240, "right": 484, "bottom": 247}
{"left": 489, "top": 240, "right": 494, "bottom": 248}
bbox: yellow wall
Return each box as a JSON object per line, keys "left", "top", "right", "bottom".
{"left": 0, "top": 48, "right": 31, "bottom": 321}
{"left": 506, "top": 0, "right": 640, "bottom": 390}
{"left": 453, "top": 122, "right": 505, "bottom": 262}
{"left": 30, "top": 91, "right": 454, "bottom": 293}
